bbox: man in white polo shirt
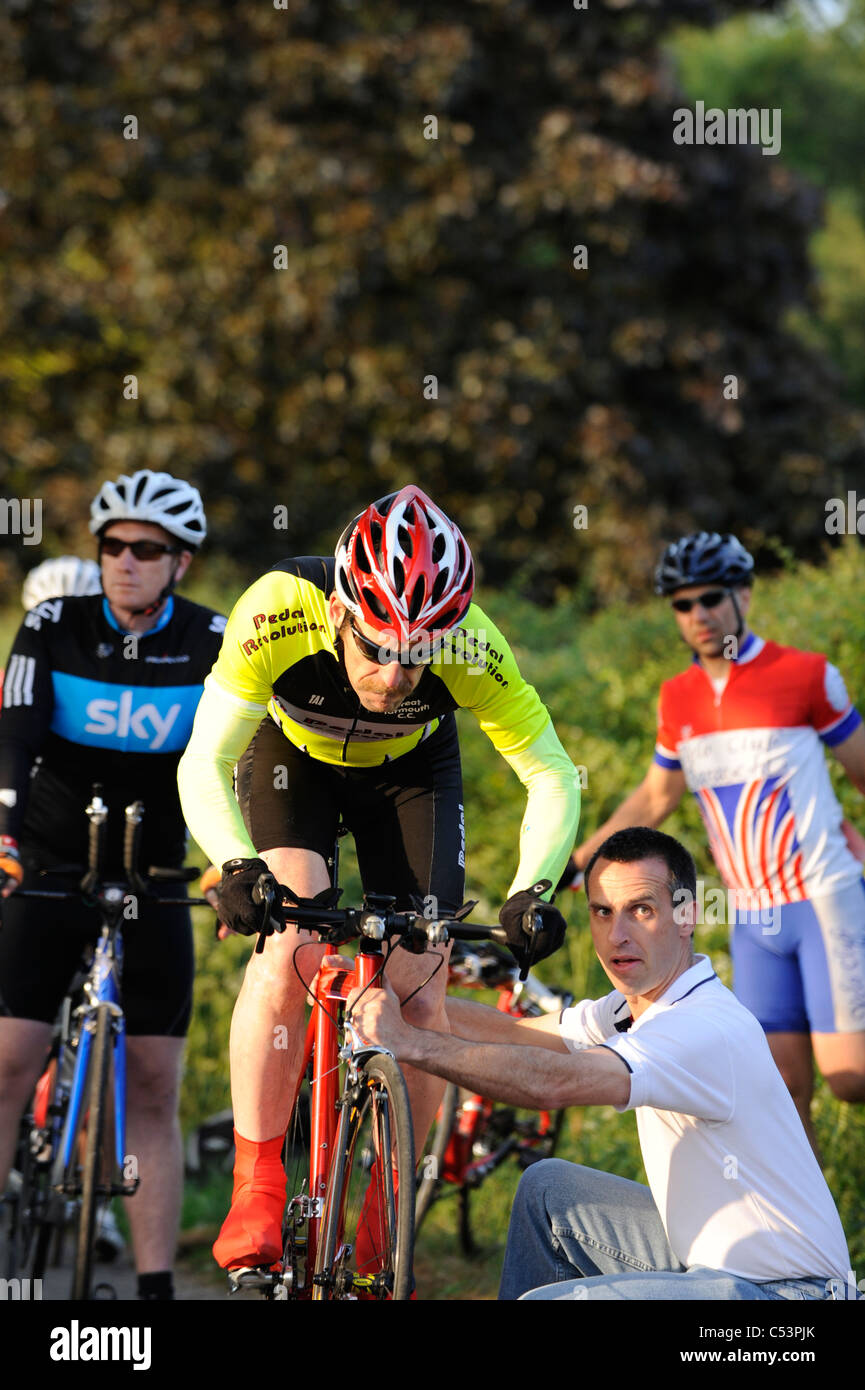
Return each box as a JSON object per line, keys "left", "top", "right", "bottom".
{"left": 348, "top": 826, "right": 852, "bottom": 1300}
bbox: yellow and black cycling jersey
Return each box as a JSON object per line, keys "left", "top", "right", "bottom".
{"left": 178, "top": 557, "right": 580, "bottom": 894}
{"left": 210, "top": 557, "right": 549, "bottom": 766}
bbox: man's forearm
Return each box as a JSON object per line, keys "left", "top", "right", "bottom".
{"left": 395, "top": 1024, "right": 612, "bottom": 1110}
{"left": 446, "top": 996, "right": 565, "bottom": 1052}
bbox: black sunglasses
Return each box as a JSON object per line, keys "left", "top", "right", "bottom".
{"left": 348, "top": 617, "right": 442, "bottom": 668}
{"left": 670, "top": 588, "right": 729, "bottom": 614}
{"left": 99, "top": 537, "right": 181, "bottom": 562}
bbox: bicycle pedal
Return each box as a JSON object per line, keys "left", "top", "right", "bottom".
{"left": 226, "top": 1265, "right": 279, "bottom": 1294}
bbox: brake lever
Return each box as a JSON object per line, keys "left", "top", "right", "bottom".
{"left": 519, "top": 907, "right": 543, "bottom": 983}
{"left": 252, "top": 872, "right": 284, "bottom": 954}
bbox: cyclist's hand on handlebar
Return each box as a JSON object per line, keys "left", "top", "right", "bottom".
{"left": 499, "top": 880, "right": 567, "bottom": 972}
{"left": 217, "top": 858, "right": 284, "bottom": 938}
{"left": 0, "top": 838, "right": 23, "bottom": 898}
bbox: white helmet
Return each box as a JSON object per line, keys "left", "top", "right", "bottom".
{"left": 89, "top": 470, "right": 206, "bottom": 548}
{"left": 22, "top": 557, "right": 102, "bottom": 611}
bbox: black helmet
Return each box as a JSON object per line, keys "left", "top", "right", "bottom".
{"left": 654, "top": 532, "right": 754, "bottom": 596}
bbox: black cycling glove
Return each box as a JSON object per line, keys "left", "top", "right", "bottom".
{"left": 499, "top": 879, "right": 567, "bottom": 972}
{"left": 282, "top": 884, "right": 342, "bottom": 922}
{"left": 218, "top": 858, "right": 284, "bottom": 938}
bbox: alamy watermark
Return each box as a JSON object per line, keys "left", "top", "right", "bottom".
{"left": 825, "top": 1269, "right": 864, "bottom": 1301}
{"left": 673, "top": 882, "right": 780, "bottom": 935}
{"left": 825, "top": 491, "right": 865, "bottom": 535}
{"left": 673, "top": 102, "right": 781, "bottom": 157}
{"left": 0, "top": 498, "right": 42, "bottom": 545}
{"left": 0, "top": 1277, "right": 42, "bottom": 1300}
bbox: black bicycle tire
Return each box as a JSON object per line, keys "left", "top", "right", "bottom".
{"left": 414, "top": 1081, "right": 459, "bottom": 1231}
{"left": 29, "top": 1198, "right": 59, "bottom": 1282}
{"left": 5, "top": 1085, "right": 64, "bottom": 1284}
{"left": 315, "top": 1052, "right": 415, "bottom": 1300}
{"left": 280, "top": 1065, "right": 314, "bottom": 1297}
{"left": 3, "top": 1116, "right": 36, "bottom": 1279}
{"left": 71, "top": 1004, "right": 113, "bottom": 1301}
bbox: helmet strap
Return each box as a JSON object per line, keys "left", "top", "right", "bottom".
{"left": 128, "top": 583, "right": 173, "bottom": 619}
{"left": 728, "top": 588, "right": 745, "bottom": 644}
{"left": 126, "top": 563, "right": 182, "bottom": 619}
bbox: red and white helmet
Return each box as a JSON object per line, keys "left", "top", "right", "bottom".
{"left": 335, "top": 486, "right": 474, "bottom": 642}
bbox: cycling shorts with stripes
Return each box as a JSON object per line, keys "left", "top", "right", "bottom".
{"left": 731, "top": 878, "right": 865, "bottom": 1034}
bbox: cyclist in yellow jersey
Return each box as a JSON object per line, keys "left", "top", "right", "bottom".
{"left": 178, "top": 486, "right": 580, "bottom": 1271}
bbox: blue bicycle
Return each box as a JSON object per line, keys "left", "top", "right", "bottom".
{"left": 4, "top": 788, "right": 207, "bottom": 1300}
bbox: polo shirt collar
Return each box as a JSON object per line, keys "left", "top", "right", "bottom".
{"left": 653, "top": 954, "right": 717, "bottom": 1007}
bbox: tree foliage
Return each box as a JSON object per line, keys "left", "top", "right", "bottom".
{"left": 671, "top": 0, "right": 865, "bottom": 401}
{"left": 0, "top": 0, "right": 861, "bottom": 603}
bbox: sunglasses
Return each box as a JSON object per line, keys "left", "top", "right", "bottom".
{"left": 348, "top": 617, "right": 443, "bottom": 667}
{"left": 99, "top": 537, "right": 181, "bottom": 562}
{"left": 670, "top": 588, "right": 729, "bottom": 614}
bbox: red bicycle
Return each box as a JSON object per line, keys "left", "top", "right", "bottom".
{"left": 415, "top": 938, "right": 573, "bottom": 1256}
{"left": 227, "top": 885, "right": 486, "bottom": 1301}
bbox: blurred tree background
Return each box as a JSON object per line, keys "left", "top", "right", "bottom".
{"left": 0, "top": 0, "right": 863, "bottom": 608}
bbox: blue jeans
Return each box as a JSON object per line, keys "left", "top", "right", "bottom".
{"left": 498, "top": 1160, "right": 839, "bottom": 1301}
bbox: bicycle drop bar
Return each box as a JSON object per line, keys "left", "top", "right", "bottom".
{"left": 14, "top": 784, "right": 213, "bottom": 908}
{"left": 252, "top": 881, "right": 511, "bottom": 952}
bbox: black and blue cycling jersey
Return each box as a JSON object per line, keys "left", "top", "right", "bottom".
{"left": 0, "top": 593, "right": 226, "bottom": 871}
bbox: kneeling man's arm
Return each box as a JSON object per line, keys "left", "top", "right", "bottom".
{"left": 348, "top": 979, "right": 630, "bottom": 1110}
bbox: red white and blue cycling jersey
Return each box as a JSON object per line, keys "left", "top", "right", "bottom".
{"left": 654, "top": 634, "right": 862, "bottom": 906}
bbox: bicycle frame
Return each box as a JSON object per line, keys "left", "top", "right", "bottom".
{"left": 229, "top": 883, "right": 507, "bottom": 1298}
{"left": 10, "top": 789, "right": 209, "bottom": 1293}
{"left": 285, "top": 939, "right": 386, "bottom": 1295}
{"left": 56, "top": 913, "right": 129, "bottom": 1198}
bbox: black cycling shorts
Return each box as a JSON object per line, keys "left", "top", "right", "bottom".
{"left": 0, "top": 868, "right": 194, "bottom": 1037}
{"left": 236, "top": 713, "right": 466, "bottom": 914}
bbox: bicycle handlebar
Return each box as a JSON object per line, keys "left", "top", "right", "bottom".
{"left": 123, "top": 799, "right": 145, "bottom": 892}
{"left": 11, "top": 784, "right": 214, "bottom": 914}
{"left": 252, "top": 879, "right": 545, "bottom": 967}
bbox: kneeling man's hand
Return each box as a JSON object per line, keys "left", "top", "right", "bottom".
{"left": 347, "top": 977, "right": 408, "bottom": 1053}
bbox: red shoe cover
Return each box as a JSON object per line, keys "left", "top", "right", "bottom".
{"left": 212, "top": 1130, "right": 287, "bottom": 1270}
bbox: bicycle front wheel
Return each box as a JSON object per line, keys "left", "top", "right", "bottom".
{"left": 71, "top": 1004, "right": 113, "bottom": 1301}
{"left": 315, "top": 1052, "right": 415, "bottom": 1300}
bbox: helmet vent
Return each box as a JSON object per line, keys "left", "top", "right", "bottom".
{"left": 408, "top": 576, "right": 425, "bottom": 621}
{"left": 354, "top": 536, "right": 372, "bottom": 574}
{"left": 366, "top": 591, "right": 389, "bottom": 623}
{"left": 392, "top": 556, "right": 406, "bottom": 597}
{"left": 397, "top": 524, "right": 413, "bottom": 557}
{"left": 431, "top": 570, "right": 448, "bottom": 604}
{"left": 432, "top": 533, "right": 446, "bottom": 563}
